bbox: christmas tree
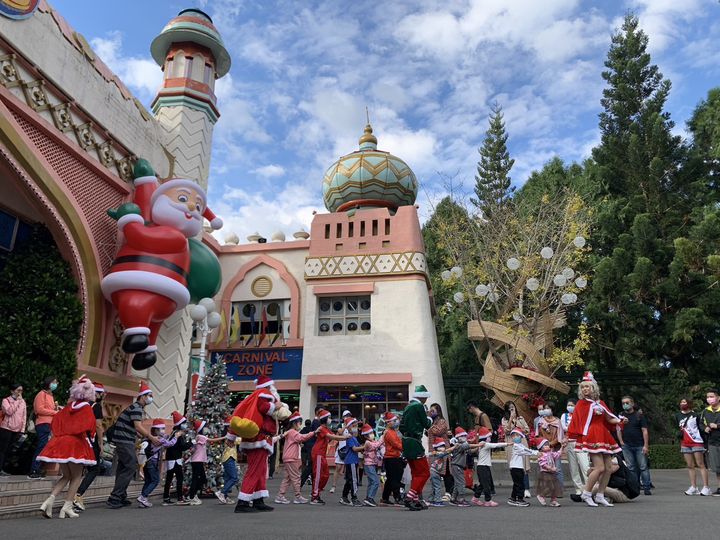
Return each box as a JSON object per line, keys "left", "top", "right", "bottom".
{"left": 185, "top": 360, "right": 231, "bottom": 492}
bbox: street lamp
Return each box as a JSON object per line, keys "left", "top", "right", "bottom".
{"left": 189, "top": 297, "right": 221, "bottom": 397}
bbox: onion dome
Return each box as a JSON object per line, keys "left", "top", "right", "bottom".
{"left": 271, "top": 230, "right": 286, "bottom": 242}
{"left": 322, "top": 124, "right": 418, "bottom": 213}
{"left": 150, "top": 8, "right": 231, "bottom": 77}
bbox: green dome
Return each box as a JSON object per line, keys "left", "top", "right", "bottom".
{"left": 322, "top": 125, "right": 418, "bottom": 213}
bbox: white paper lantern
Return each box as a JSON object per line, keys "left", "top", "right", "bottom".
{"left": 475, "top": 284, "right": 489, "bottom": 297}
{"left": 526, "top": 277, "right": 540, "bottom": 291}
{"left": 570, "top": 293, "right": 578, "bottom": 303}
{"left": 553, "top": 274, "right": 568, "bottom": 287}
{"left": 453, "top": 292, "right": 465, "bottom": 304}
{"left": 540, "top": 246, "right": 554, "bottom": 259}
{"left": 575, "top": 276, "right": 587, "bottom": 288}
{"left": 562, "top": 268, "right": 575, "bottom": 280}
{"left": 506, "top": 257, "right": 521, "bottom": 271}
{"left": 561, "top": 293, "right": 573, "bottom": 305}
{"left": 441, "top": 270, "right": 452, "bottom": 281}
{"left": 451, "top": 266, "right": 463, "bottom": 278}
{"left": 189, "top": 304, "right": 208, "bottom": 322}
{"left": 573, "top": 236, "right": 586, "bottom": 248}
{"left": 207, "top": 311, "right": 222, "bottom": 329}
{"left": 199, "top": 297, "right": 217, "bottom": 314}
{"left": 487, "top": 292, "right": 500, "bottom": 302}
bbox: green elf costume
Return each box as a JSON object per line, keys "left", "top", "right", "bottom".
{"left": 399, "top": 384, "right": 432, "bottom": 510}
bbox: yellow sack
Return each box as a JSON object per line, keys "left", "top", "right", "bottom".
{"left": 230, "top": 416, "right": 260, "bottom": 439}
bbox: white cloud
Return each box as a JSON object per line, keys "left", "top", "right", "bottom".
{"left": 252, "top": 164, "right": 285, "bottom": 178}
{"left": 629, "top": 0, "right": 705, "bottom": 52}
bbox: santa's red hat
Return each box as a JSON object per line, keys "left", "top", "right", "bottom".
{"left": 149, "top": 178, "right": 223, "bottom": 230}
{"left": 93, "top": 382, "right": 105, "bottom": 393}
{"left": 361, "top": 424, "right": 374, "bottom": 435}
{"left": 288, "top": 412, "right": 302, "bottom": 424}
{"left": 138, "top": 381, "right": 152, "bottom": 396}
{"left": 317, "top": 409, "right": 331, "bottom": 420}
{"left": 194, "top": 419, "right": 207, "bottom": 432}
{"left": 454, "top": 426, "right": 468, "bottom": 438}
{"left": 383, "top": 412, "right": 397, "bottom": 422}
{"left": 476, "top": 427, "right": 492, "bottom": 440}
{"left": 536, "top": 438, "right": 550, "bottom": 450}
{"left": 582, "top": 371, "right": 596, "bottom": 383}
{"left": 152, "top": 419, "right": 166, "bottom": 431}
{"left": 255, "top": 375, "right": 274, "bottom": 389}
{"left": 343, "top": 417, "right": 358, "bottom": 429}
{"left": 171, "top": 410, "right": 187, "bottom": 426}
{"left": 510, "top": 428, "right": 526, "bottom": 438}
{"left": 432, "top": 437, "right": 446, "bottom": 448}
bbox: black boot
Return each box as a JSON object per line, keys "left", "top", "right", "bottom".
{"left": 131, "top": 352, "right": 156, "bottom": 370}
{"left": 253, "top": 498, "right": 274, "bottom": 512}
{"left": 234, "top": 500, "right": 258, "bottom": 513}
{"left": 122, "top": 334, "right": 149, "bottom": 353}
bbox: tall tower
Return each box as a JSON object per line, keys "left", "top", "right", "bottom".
{"left": 150, "top": 8, "right": 230, "bottom": 189}
{"left": 142, "top": 9, "right": 230, "bottom": 416}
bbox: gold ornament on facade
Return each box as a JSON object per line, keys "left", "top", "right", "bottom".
{"left": 74, "top": 122, "right": 96, "bottom": 150}
{"left": 251, "top": 276, "right": 273, "bottom": 298}
{"left": 97, "top": 141, "right": 115, "bottom": 168}
{"left": 359, "top": 123, "right": 377, "bottom": 146}
{"left": 51, "top": 103, "right": 74, "bottom": 132}
{"left": 0, "top": 54, "right": 18, "bottom": 85}
{"left": 22, "top": 80, "right": 49, "bottom": 111}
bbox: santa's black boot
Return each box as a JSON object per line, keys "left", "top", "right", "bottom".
{"left": 131, "top": 352, "right": 156, "bottom": 370}
{"left": 122, "top": 334, "right": 149, "bottom": 353}
{"left": 253, "top": 498, "right": 274, "bottom": 512}
{"left": 234, "top": 500, "right": 258, "bottom": 513}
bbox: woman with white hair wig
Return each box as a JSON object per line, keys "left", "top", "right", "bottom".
{"left": 37, "top": 377, "right": 98, "bottom": 519}
{"left": 567, "top": 372, "right": 627, "bottom": 508}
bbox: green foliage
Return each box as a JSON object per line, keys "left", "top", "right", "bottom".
{"left": 0, "top": 226, "right": 83, "bottom": 399}
{"left": 648, "top": 444, "right": 686, "bottom": 469}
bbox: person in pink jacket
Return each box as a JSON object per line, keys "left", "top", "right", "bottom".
{"left": 1, "top": 383, "right": 27, "bottom": 475}
{"left": 275, "top": 412, "right": 315, "bottom": 505}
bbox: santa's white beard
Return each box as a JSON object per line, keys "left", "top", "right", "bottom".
{"left": 269, "top": 385, "right": 281, "bottom": 401}
{"left": 152, "top": 194, "right": 202, "bottom": 237}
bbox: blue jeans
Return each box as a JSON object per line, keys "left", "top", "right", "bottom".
{"left": 365, "top": 465, "right": 379, "bottom": 500}
{"left": 623, "top": 445, "right": 651, "bottom": 490}
{"left": 555, "top": 455, "right": 564, "bottom": 488}
{"left": 222, "top": 458, "right": 238, "bottom": 496}
{"left": 429, "top": 468, "right": 444, "bottom": 502}
{"left": 141, "top": 459, "right": 160, "bottom": 497}
{"left": 30, "top": 423, "right": 52, "bottom": 474}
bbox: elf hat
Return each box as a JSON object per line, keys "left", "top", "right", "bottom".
{"left": 536, "top": 438, "right": 550, "bottom": 450}
{"left": 194, "top": 419, "right": 207, "bottom": 432}
{"left": 510, "top": 428, "right": 526, "bottom": 438}
{"left": 343, "top": 417, "right": 358, "bottom": 429}
{"left": 476, "top": 427, "right": 492, "bottom": 440}
{"left": 361, "top": 424, "right": 374, "bottom": 435}
{"left": 93, "top": 382, "right": 105, "bottom": 393}
{"left": 454, "top": 426, "right": 468, "bottom": 438}
{"left": 433, "top": 437, "right": 447, "bottom": 448}
{"left": 138, "top": 381, "right": 152, "bottom": 396}
{"left": 226, "top": 433, "right": 237, "bottom": 442}
{"left": 582, "top": 371, "right": 596, "bottom": 383}
{"left": 317, "top": 409, "right": 332, "bottom": 421}
{"left": 255, "top": 375, "right": 274, "bottom": 389}
{"left": 412, "top": 384, "right": 431, "bottom": 399}
{"left": 149, "top": 178, "right": 223, "bottom": 230}
{"left": 383, "top": 412, "right": 397, "bottom": 422}
{"left": 171, "top": 411, "right": 187, "bottom": 426}
{"left": 152, "top": 419, "right": 166, "bottom": 431}
{"left": 342, "top": 410, "right": 352, "bottom": 418}
{"left": 288, "top": 412, "right": 302, "bottom": 424}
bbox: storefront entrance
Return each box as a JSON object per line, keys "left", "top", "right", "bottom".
{"left": 316, "top": 385, "right": 409, "bottom": 428}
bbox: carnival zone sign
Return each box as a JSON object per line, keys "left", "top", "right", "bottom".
{"left": 211, "top": 348, "right": 303, "bottom": 380}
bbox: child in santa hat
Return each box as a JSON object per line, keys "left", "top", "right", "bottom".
{"left": 187, "top": 419, "right": 210, "bottom": 505}
{"left": 428, "top": 437, "right": 451, "bottom": 507}
{"left": 359, "top": 423, "right": 384, "bottom": 507}
{"left": 215, "top": 432, "right": 242, "bottom": 504}
{"left": 275, "top": 412, "right": 316, "bottom": 505}
{"left": 310, "top": 410, "right": 349, "bottom": 505}
{"left": 137, "top": 419, "right": 181, "bottom": 508}
{"left": 448, "top": 427, "right": 484, "bottom": 507}
{"left": 163, "top": 411, "right": 193, "bottom": 506}
{"left": 339, "top": 417, "right": 364, "bottom": 507}
{"left": 507, "top": 429, "right": 539, "bottom": 507}
{"left": 470, "top": 427, "right": 512, "bottom": 507}
{"left": 535, "top": 438, "right": 565, "bottom": 507}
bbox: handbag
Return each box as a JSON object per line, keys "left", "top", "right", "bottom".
{"left": 338, "top": 444, "right": 350, "bottom": 462}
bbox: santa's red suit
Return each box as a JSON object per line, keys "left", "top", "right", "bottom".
{"left": 37, "top": 400, "right": 97, "bottom": 465}
{"left": 566, "top": 398, "right": 622, "bottom": 454}
{"left": 231, "top": 376, "right": 279, "bottom": 510}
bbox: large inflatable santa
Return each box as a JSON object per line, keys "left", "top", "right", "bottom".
{"left": 229, "top": 375, "right": 290, "bottom": 512}
{"left": 101, "top": 159, "right": 222, "bottom": 370}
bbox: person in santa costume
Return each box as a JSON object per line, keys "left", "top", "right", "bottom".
{"left": 567, "top": 371, "right": 627, "bottom": 507}
{"left": 229, "top": 375, "right": 288, "bottom": 512}
{"left": 101, "top": 159, "right": 223, "bottom": 370}
{"left": 37, "top": 377, "right": 97, "bottom": 519}
{"left": 399, "top": 384, "right": 433, "bottom": 511}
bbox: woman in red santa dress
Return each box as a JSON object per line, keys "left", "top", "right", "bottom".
{"left": 37, "top": 377, "right": 97, "bottom": 519}
{"left": 567, "top": 371, "right": 627, "bottom": 508}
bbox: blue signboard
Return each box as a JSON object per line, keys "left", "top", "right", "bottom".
{"left": 211, "top": 348, "right": 303, "bottom": 381}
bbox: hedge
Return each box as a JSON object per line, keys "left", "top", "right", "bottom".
{"left": 648, "top": 444, "right": 687, "bottom": 469}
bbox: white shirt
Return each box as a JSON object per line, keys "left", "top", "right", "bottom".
{"left": 509, "top": 442, "right": 538, "bottom": 469}
{"left": 474, "top": 442, "right": 508, "bottom": 467}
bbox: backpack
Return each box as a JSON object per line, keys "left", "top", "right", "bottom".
{"left": 338, "top": 444, "right": 349, "bottom": 462}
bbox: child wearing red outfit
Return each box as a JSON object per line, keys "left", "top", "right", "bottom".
{"left": 567, "top": 372, "right": 626, "bottom": 508}
{"left": 310, "top": 410, "right": 348, "bottom": 505}
{"left": 38, "top": 377, "right": 98, "bottom": 519}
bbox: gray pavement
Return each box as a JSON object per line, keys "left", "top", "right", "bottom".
{"left": 3, "top": 469, "right": 718, "bottom": 539}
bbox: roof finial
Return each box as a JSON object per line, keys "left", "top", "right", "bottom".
{"left": 366, "top": 105, "right": 370, "bottom": 125}
{"left": 359, "top": 108, "right": 377, "bottom": 150}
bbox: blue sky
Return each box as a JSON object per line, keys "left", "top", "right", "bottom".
{"left": 50, "top": 0, "right": 720, "bottom": 241}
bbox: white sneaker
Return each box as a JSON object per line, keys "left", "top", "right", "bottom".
{"left": 524, "top": 490, "right": 531, "bottom": 499}
{"left": 685, "top": 486, "right": 700, "bottom": 496}
{"left": 274, "top": 495, "right": 290, "bottom": 504}
{"left": 581, "top": 491, "right": 598, "bottom": 507}
{"left": 442, "top": 493, "right": 451, "bottom": 502}
{"left": 595, "top": 494, "right": 614, "bottom": 507}
{"left": 700, "top": 486, "right": 712, "bottom": 496}
{"left": 215, "top": 491, "right": 227, "bottom": 504}
{"left": 189, "top": 495, "right": 202, "bottom": 506}
{"left": 329, "top": 487, "right": 335, "bottom": 494}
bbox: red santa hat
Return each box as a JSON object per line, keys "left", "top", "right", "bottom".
{"left": 138, "top": 381, "right": 152, "bottom": 396}
{"left": 510, "top": 428, "right": 526, "bottom": 438}
{"left": 149, "top": 178, "right": 223, "bottom": 230}
{"left": 476, "top": 427, "right": 492, "bottom": 440}
{"left": 383, "top": 412, "right": 397, "bottom": 422}
{"left": 454, "top": 426, "right": 468, "bottom": 438}
{"left": 361, "top": 424, "right": 374, "bottom": 436}
{"left": 343, "top": 417, "right": 358, "bottom": 429}
{"left": 432, "top": 437, "right": 447, "bottom": 448}
{"left": 536, "top": 438, "right": 550, "bottom": 450}
{"left": 93, "top": 382, "right": 105, "bottom": 393}
{"left": 317, "top": 409, "right": 331, "bottom": 420}
{"left": 194, "top": 419, "right": 207, "bottom": 432}
{"left": 255, "top": 375, "right": 274, "bottom": 389}
{"left": 152, "top": 419, "right": 166, "bottom": 431}
{"left": 582, "top": 371, "right": 596, "bottom": 383}
{"left": 171, "top": 410, "right": 187, "bottom": 426}
{"left": 288, "top": 412, "right": 302, "bottom": 424}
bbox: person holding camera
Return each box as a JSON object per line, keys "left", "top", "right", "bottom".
{"left": 0, "top": 383, "right": 27, "bottom": 475}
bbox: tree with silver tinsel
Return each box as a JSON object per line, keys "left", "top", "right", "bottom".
{"left": 184, "top": 360, "right": 231, "bottom": 492}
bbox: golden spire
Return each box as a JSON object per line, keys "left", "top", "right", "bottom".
{"left": 358, "top": 123, "right": 377, "bottom": 148}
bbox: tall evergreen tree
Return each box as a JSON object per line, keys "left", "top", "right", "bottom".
{"left": 471, "top": 102, "right": 515, "bottom": 218}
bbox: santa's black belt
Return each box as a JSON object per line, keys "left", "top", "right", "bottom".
{"left": 113, "top": 255, "right": 188, "bottom": 280}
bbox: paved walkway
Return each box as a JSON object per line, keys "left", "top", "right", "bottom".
{"left": 3, "top": 469, "right": 718, "bottom": 539}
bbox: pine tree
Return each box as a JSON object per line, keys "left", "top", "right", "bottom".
{"left": 471, "top": 102, "right": 515, "bottom": 218}
{"left": 184, "top": 360, "right": 231, "bottom": 492}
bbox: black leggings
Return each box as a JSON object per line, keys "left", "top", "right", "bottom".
{"left": 382, "top": 457, "right": 404, "bottom": 501}
{"left": 342, "top": 463, "right": 359, "bottom": 499}
{"left": 0, "top": 428, "right": 19, "bottom": 473}
{"left": 510, "top": 467, "right": 525, "bottom": 501}
{"left": 188, "top": 462, "right": 206, "bottom": 499}
{"left": 163, "top": 462, "right": 184, "bottom": 500}
{"left": 473, "top": 465, "right": 494, "bottom": 501}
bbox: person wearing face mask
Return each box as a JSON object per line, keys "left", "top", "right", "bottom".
{"left": 675, "top": 398, "right": 710, "bottom": 496}
{"left": 616, "top": 395, "right": 652, "bottom": 495}
{"left": 28, "top": 376, "right": 60, "bottom": 479}
{"left": 536, "top": 402, "right": 565, "bottom": 494}
{"left": 561, "top": 398, "right": 589, "bottom": 500}
{"left": 699, "top": 388, "right": 720, "bottom": 496}
{"left": 0, "top": 383, "right": 26, "bottom": 476}
{"left": 379, "top": 412, "right": 403, "bottom": 506}
{"left": 506, "top": 428, "right": 538, "bottom": 506}
{"left": 73, "top": 383, "right": 108, "bottom": 510}
{"left": 106, "top": 381, "right": 159, "bottom": 509}
{"left": 163, "top": 411, "right": 193, "bottom": 505}
{"left": 339, "top": 417, "right": 363, "bottom": 506}
{"left": 426, "top": 403, "right": 451, "bottom": 498}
